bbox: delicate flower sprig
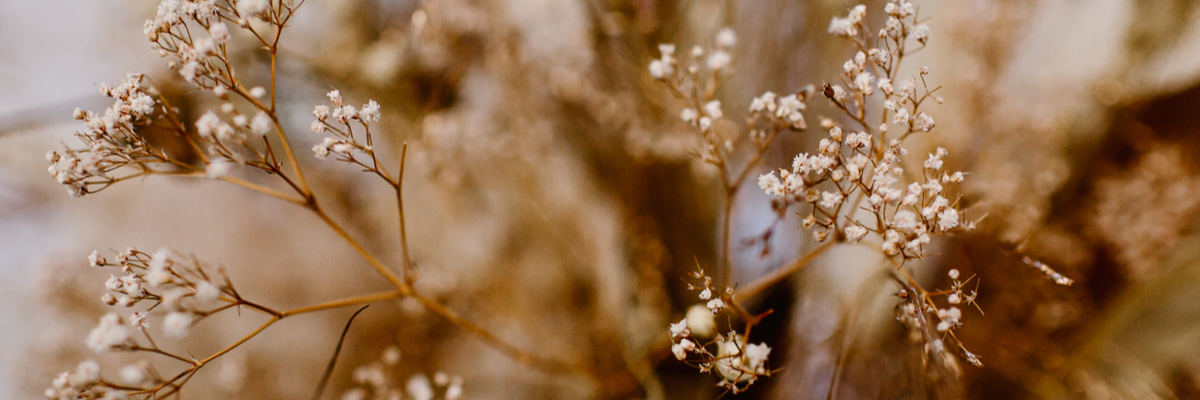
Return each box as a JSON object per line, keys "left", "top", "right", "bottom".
{"left": 47, "top": 74, "right": 162, "bottom": 198}
{"left": 50, "top": 247, "right": 288, "bottom": 399}
{"left": 341, "top": 345, "right": 464, "bottom": 400}
{"left": 648, "top": 1, "right": 994, "bottom": 388}
{"left": 49, "top": 2, "right": 587, "bottom": 398}
{"left": 668, "top": 267, "right": 773, "bottom": 394}
{"left": 894, "top": 268, "right": 985, "bottom": 368}
{"left": 650, "top": 27, "right": 815, "bottom": 284}
{"left": 310, "top": 90, "right": 390, "bottom": 174}
{"left": 756, "top": 1, "right": 970, "bottom": 262}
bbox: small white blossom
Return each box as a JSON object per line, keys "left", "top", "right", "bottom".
{"left": 912, "top": 24, "right": 930, "bottom": 44}
{"left": 706, "top": 50, "right": 731, "bottom": 70}
{"left": 195, "top": 111, "right": 221, "bottom": 138}
{"left": 937, "top": 208, "right": 960, "bottom": 231}
{"left": 914, "top": 112, "right": 935, "bottom": 132}
{"left": 828, "top": 17, "right": 855, "bottom": 36}
{"left": 313, "top": 105, "right": 329, "bottom": 121}
{"left": 686, "top": 304, "right": 716, "bottom": 337}
{"left": 670, "top": 319, "right": 691, "bottom": 338}
{"left": 236, "top": 0, "right": 269, "bottom": 17}
{"left": 844, "top": 225, "right": 868, "bottom": 242}
{"left": 86, "top": 313, "right": 132, "bottom": 353}
{"left": 680, "top": 108, "right": 698, "bottom": 123}
{"left": 195, "top": 280, "right": 221, "bottom": 303}
{"left": 892, "top": 107, "right": 910, "bottom": 125}
{"left": 205, "top": 158, "right": 236, "bottom": 179}
{"left": 744, "top": 343, "right": 771, "bottom": 370}
{"left": 671, "top": 343, "right": 688, "bottom": 360}
{"left": 758, "top": 172, "right": 784, "bottom": 197}
{"left": 892, "top": 210, "right": 919, "bottom": 232}
{"left": 706, "top": 298, "right": 726, "bottom": 314}
{"left": 162, "top": 312, "right": 193, "bottom": 338}
{"left": 649, "top": 59, "right": 672, "bottom": 79}
{"left": 704, "top": 100, "right": 723, "bottom": 120}
{"left": 121, "top": 363, "right": 148, "bottom": 385}
{"left": 359, "top": 100, "right": 380, "bottom": 122}
{"left": 715, "top": 28, "right": 737, "bottom": 48}
{"left": 250, "top": 111, "right": 272, "bottom": 135}
{"left": 819, "top": 191, "right": 843, "bottom": 209}
{"left": 406, "top": 374, "right": 434, "bottom": 400}
{"left": 209, "top": 22, "right": 230, "bottom": 44}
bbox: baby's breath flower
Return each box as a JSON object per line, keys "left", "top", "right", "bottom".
{"left": 671, "top": 343, "right": 688, "bottom": 361}
{"left": 937, "top": 208, "right": 960, "bottom": 231}
{"left": 670, "top": 319, "right": 691, "bottom": 338}
{"left": 686, "top": 304, "right": 716, "bottom": 337}
{"left": 706, "top": 50, "right": 731, "bottom": 71}
{"left": 209, "top": 22, "right": 230, "bottom": 44}
{"left": 648, "top": 59, "right": 671, "bottom": 79}
{"left": 706, "top": 298, "right": 726, "bottom": 314}
{"left": 912, "top": 24, "right": 930, "bottom": 44}
{"left": 86, "top": 313, "right": 133, "bottom": 353}
{"left": 250, "top": 111, "right": 272, "bottom": 135}
{"left": 406, "top": 374, "right": 434, "bottom": 400}
{"left": 914, "top": 112, "right": 935, "bottom": 132}
{"left": 845, "top": 225, "right": 868, "bottom": 242}
{"left": 162, "top": 312, "right": 193, "bottom": 338}
{"left": 715, "top": 28, "right": 737, "bottom": 48}
{"left": 359, "top": 100, "right": 381, "bottom": 122}
{"left": 120, "top": 363, "right": 149, "bottom": 385}
{"left": 703, "top": 100, "right": 723, "bottom": 120}
{"left": 88, "top": 250, "right": 103, "bottom": 267}
{"left": 236, "top": 0, "right": 269, "bottom": 18}
{"left": 194, "top": 280, "right": 221, "bottom": 303}
{"left": 382, "top": 346, "right": 401, "bottom": 366}
{"left": 744, "top": 343, "right": 771, "bottom": 370}
{"left": 893, "top": 107, "right": 910, "bottom": 125}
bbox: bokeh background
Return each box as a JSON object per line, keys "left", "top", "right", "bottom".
{"left": 4, "top": 0, "right": 1200, "bottom": 399}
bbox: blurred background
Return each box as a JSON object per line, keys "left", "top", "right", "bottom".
{"left": 4, "top": 0, "right": 1200, "bottom": 399}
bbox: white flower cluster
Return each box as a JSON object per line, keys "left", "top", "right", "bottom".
{"left": 86, "top": 313, "right": 134, "bottom": 353}
{"left": 191, "top": 103, "right": 280, "bottom": 179}
{"left": 894, "top": 268, "right": 984, "bottom": 366}
{"left": 828, "top": 5, "right": 867, "bottom": 37}
{"left": 648, "top": 27, "right": 736, "bottom": 80}
{"left": 650, "top": 28, "right": 805, "bottom": 172}
{"left": 667, "top": 268, "right": 772, "bottom": 394}
{"left": 89, "top": 248, "right": 237, "bottom": 340}
{"left": 47, "top": 74, "right": 158, "bottom": 198}
{"left": 341, "top": 346, "right": 464, "bottom": 400}
{"left": 52, "top": 247, "right": 263, "bottom": 397}
{"left": 143, "top": 0, "right": 275, "bottom": 86}
{"left": 748, "top": 89, "right": 811, "bottom": 131}
{"left": 43, "top": 360, "right": 119, "bottom": 400}
{"left": 311, "top": 89, "right": 384, "bottom": 161}
{"left": 755, "top": 1, "right": 968, "bottom": 259}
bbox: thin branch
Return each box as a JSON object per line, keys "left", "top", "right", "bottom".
{"left": 396, "top": 143, "right": 415, "bottom": 284}
{"left": 308, "top": 306, "right": 370, "bottom": 400}
{"left": 281, "top": 291, "right": 404, "bottom": 317}
{"left": 737, "top": 241, "right": 835, "bottom": 299}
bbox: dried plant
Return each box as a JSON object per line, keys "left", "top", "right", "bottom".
{"left": 36, "top": 0, "right": 1087, "bottom": 399}
{"left": 43, "top": 1, "right": 583, "bottom": 398}
{"left": 648, "top": 1, "right": 1073, "bottom": 395}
